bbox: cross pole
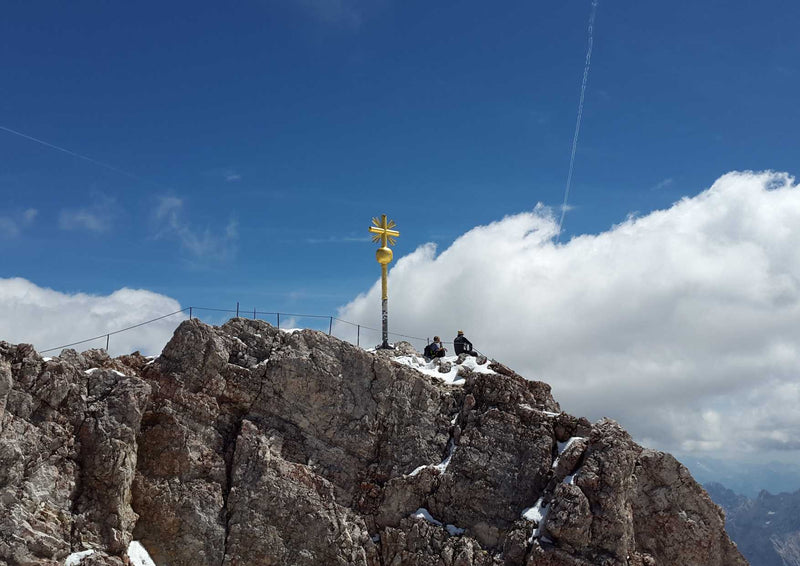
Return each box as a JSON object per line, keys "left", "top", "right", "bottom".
{"left": 369, "top": 214, "right": 399, "bottom": 349}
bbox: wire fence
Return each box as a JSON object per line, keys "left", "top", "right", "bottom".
{"left": 39, "top": 302, "right": 447, "bottom": 355}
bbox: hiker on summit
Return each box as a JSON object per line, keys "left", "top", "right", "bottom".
{"left": 424, "top": 336, "right": 447, "bottom": 359}
{"left": 453, "top": 330, "right": 478, "bottom": 357}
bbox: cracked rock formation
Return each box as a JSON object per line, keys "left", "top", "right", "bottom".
{"left": 0, "top": 319, "right": 747, "bottom": 565}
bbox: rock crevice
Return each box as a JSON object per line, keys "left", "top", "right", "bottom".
{"left": 0, "top": 319, "right": 747, "bottom": 566}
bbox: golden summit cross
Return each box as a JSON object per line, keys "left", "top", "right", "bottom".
{"left": 369, "top": 214, "right": 399, "bottom": 349}
{"left": 369, "top": 215, "right": 399, "bottom": 248}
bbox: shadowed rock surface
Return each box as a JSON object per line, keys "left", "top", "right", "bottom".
{"left": 706, "top": 482, "right": 800, "bottom": 566}
{"left": 0, "top": 319, "right": 747, "bottom": 565}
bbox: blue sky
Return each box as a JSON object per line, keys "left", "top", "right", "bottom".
{"left": 3, "top": 0, "right": 798, "bottom": 314}
{"left": 3, "top": 2, "right": 800, "bottom": 492}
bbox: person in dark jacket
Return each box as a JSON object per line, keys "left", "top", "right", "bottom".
{"left": 453, "top": 330, "right": 478, "bottom": 357}
{"left": 425, "top": 336, "right": 447, "bottom": 358}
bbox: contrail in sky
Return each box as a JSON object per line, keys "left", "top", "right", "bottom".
{"left": 556, "top": 0, "right": 599, "bottom": 242}
{"left": 0, "top": 124, "right": 145, "bottom": 182}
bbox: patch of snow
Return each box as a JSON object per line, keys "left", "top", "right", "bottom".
{"left": 127, "top": 541, "right": 156, "bottom": 566}
{"left": 392, "top": 354, "right": 498, "bottom": 386}
{"left": 411, "top": 507, "right": 442, "bottom": 526}
{"left": 111, "top": 370, "right": 127, "bottom": 377}
{"left": 84, "top": 368, "right": 100, "bottom": 374}
{"left": 552, "top": 436, "right": 586, "bottom": 469}
{"left": 43, "top": 357, "right": 52, "bottom": 362}
{"left": 450, "top": 413, "right": 459, "bottom": 425}
{"left": 458, "top": 355, "right": 496, "bottom": 375}
{"left": 434, "top": 441, "right": 456, "bottom": 472}
{"left": 407, "top": 440, "right": 456, "bottom": 477}
{"left": 522, "top": 497, "right": 550, "bottom": 542}
{"left": 563, "top": 473, "right": 576, "bottom": 485}
{"left": 64, "top": 550, "right": 95, "bottom": 566}
{"left": 392, "top": 355, "right": 463, "bottom": 384}
{"left": 279, "top": 328, "right": 303, "bottom": 334}
{"left": 522, "top": 498, "right": 546, "bottom": 522}
{"left": 366, "top": 343, "right": 396, "bottom": 352}
{"left": 446, "top": 524, "right": 465, "bottom": 536}
{"left": 407, "top": 464, "right": 428, "bottom": 477}
{"left": 557, "top": 437, "right": 580, "bottom": 456}
{"left": 543, "top": 411, "right": 561, "bottom": 417}
{"left": 255, "top": 333, "right": 262, "bottom": 337}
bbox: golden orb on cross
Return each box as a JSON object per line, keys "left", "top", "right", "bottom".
{"left": 369, "top": 215, "right": 399, "bottom": 268}
{"left": 376, "top": 246, "right": 393, "bottom": 264}
{"left": 369, "top": 214, "right": 400, "bottom": 349}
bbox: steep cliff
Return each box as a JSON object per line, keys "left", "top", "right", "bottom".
{"left": 0, "top": 319, "right": 747, "bottom": 565}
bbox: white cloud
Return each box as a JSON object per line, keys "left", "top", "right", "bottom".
{"left": 59, "top": 209, "right": 110, "bottom": 232}
{"left": 0, "top": 207, "right": 38, "bottom": 238}
{"left": 59, "top": 196, "right": 115, "bottom": 232}
{"left": 0, "top": 278, "right": 186, "bottom": 356}
{"left": 153, "top": 196, "right": 238, "bottom": 262}
{"left": 649, "top": 177, "right": 674, "bottom": 191}
{"left": 336, "top": 171, "right": 800, "bottom": 463}
{"left": 22, "top": 208, "right": 38, "bottom": 223}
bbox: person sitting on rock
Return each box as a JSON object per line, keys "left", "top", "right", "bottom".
{"left": 424, "top": 336, "right": 447, "bottom": 359}
{"left": 453, "top": 330, "right": 478, "bottom": 357}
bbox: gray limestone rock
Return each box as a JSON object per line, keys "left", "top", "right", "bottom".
{"left": 0, "top": 342, "right": 149, "bottom": 565}
{"left": 0, "top": 320, "right": 747, "bottom": 566}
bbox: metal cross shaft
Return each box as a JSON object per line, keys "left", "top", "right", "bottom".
{"left": 369, "top": 214, "right": 399, "bottom": 349}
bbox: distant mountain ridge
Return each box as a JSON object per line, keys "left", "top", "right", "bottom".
{"left": 1, "top": 318, "right": 747, "bottom": 565}
{"left": 684, "top": 456, "right": 800, "bottom": 498}
{"left": 707, "top": 482, "right": 800, "bottom": 566}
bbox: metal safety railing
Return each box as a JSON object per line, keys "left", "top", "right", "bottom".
{"left": 39, "top": 302, "right": 443, "bottom": 355}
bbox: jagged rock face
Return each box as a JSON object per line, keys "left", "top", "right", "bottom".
{"left": 0, "top": 319, "right": 747, "bottom": 566}
{"left": 631, "top": 451, "right": 749, "bottom": 566}
{"left": 0, "top": 343, "right": 150, "bottom": 565}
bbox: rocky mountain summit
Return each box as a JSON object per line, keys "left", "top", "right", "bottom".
{"left": 1, "top": 318, "right": 747, "bottom": 565}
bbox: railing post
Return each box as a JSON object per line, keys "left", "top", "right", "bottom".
{"left": 189, "top": 306, "right": 193, "bottom": 320}
{"left": 329, "top": 317, "right": 333, "bottom": 335}
{"left": 357, "top": 325, "right": 360, "bottom": 347}
{"left": 253, "top": 307, "right": 256, "bottom": 319}
{"left": 277, "top": 313, "right": 280, "bottom": 329}
{"left": 106, "top": 334, "right": 109, "bottom": 351}
{"left": 236, "top": 302, "right": 239, "bottom": 317}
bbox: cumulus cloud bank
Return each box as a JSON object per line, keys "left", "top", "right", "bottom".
{"left": 0, "top": 278, "right": 186, "bottom": 356}
{"left": 337, "top": 171, "right": 800, "bottom": 461}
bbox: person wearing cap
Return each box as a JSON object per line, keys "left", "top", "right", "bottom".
{"left": 453, "top": 330, "right": 477, "bottom": 357}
